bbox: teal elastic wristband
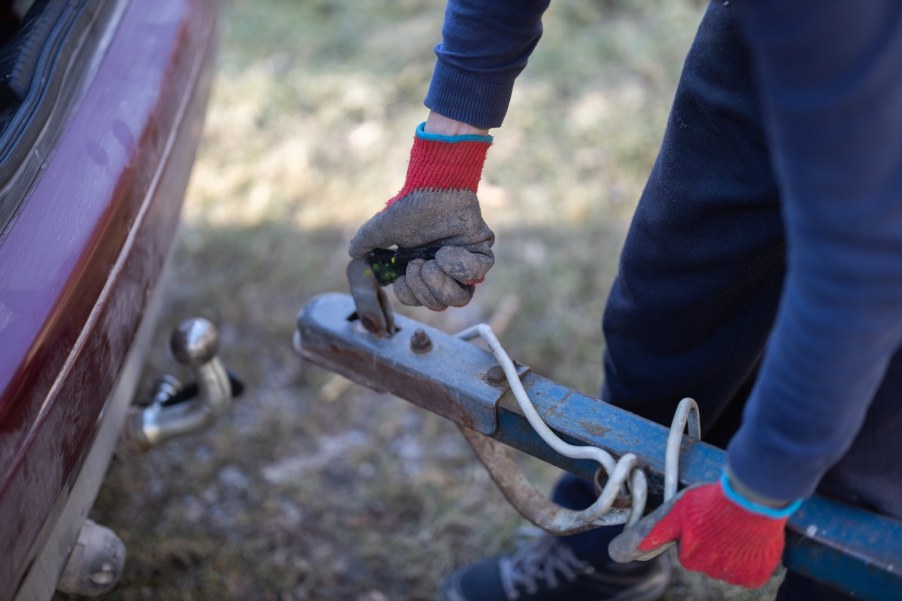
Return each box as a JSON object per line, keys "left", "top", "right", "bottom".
{"left": 415, "top": 121, "right": 493, "bottom": 144}
{"left": 720, "top": 473, "right": 803, "bottom": 519}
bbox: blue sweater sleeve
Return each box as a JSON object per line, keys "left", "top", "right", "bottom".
{"left": 727, "top": 1, "right": 902, "bottom": 501}
{"left": 424, "top": 0, "right": 551, "bottom": 129}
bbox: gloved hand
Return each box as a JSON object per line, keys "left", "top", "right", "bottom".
{"left": 349, "top": 123, "right": 495, "bottom": 311}
{"left": 608, "top": 473, "right": 802, "bottom": 588}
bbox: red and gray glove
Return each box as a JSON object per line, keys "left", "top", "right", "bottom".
{"left": 348, "top": 123, "right": 495, "bottom": 311}
{"left": 608, "top": 472, "right": 802, "bottom": 588}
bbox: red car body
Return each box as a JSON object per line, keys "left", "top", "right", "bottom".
{"left": 0, "top": 0, "right": 217, "bottom": 598}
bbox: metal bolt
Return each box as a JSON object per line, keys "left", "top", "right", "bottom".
{"left": 150, "top": 375, "right": 182, "bottom": 406}
{"left": 485, "top": 365, "right": 507, "bottom": 387}
{"left": 410, "top": 328, "right": 433, "bottom": 353}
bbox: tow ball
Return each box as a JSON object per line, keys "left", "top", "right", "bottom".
{"left": 124, "top": 317, "right": 244, "bottom": 452}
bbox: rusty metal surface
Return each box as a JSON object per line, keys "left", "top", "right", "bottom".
{"left": 295, "top": 292, "right": 902, "bottom": 600}
{"left": 296, "top": 293, "right": 528, "bottom": 434}
{"left": 457, "top": 425, "right": 631, "bottom": 535}
{"left": 347, "top": 259, "right": 396, "bottom": 337}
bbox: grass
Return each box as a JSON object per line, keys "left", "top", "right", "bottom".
{"left": 80, "top": 0, "right": 781, "bottom": 599}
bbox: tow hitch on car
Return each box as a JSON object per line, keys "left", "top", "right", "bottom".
{"left": 50, "top": 318, "right": 244, "bottom": 599}
{"left": 294, "top": 255, "right": 902, "bottom": 601}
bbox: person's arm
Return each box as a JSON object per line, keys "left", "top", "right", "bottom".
{"left": 426, "top": 0, "right": 551, "bottom": 129}
{"left": 423, "top": 111, "right": 488, "bottom": 137}
{"left": 350, "top": 1, "right": 551, "bottom": 309}
{"left": 728, "top": 0, "right": 902, "bottom": 502}
{"left": 612, "top": 1, "right": 902, "bottom": 588}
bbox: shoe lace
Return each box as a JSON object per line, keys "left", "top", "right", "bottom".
{"left": 498, "top": 535, "right": 593, "bottom": 599}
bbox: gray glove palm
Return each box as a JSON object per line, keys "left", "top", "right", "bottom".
{"left": 349, "top": 189, "right": 495, "bottom": 310}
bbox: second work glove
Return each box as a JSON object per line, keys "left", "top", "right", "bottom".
{"left": 608, "top": 473, "right": 802, "bottom": 589}
{"left": 349, "top": 123, "right": 495, "bottom": 311}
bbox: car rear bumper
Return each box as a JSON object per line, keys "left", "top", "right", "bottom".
{"left": 0, "top": 0, "right": 218, "bottom": 597}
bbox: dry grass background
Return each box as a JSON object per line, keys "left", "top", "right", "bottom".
{"left": 80, "top": 0, "right": 781, "bottom": 599}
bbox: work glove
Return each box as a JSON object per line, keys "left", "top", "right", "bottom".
{"left": 349, "top": 123, "right": 494, "bottom": 311}
{"left": 608, "top": 472, "right": 802, "bottom": 588}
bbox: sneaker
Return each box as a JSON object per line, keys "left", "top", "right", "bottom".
{"left": 438, "top": 533, "right": 671, "bottom": 601}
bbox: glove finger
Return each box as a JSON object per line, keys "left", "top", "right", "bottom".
{"left": 349, "top": 203, "right": 416, "bottom": 258}
{"left": 392, "top": 276, "right": 421, "bottom": 307}
{"left": 349, "top": 213, "right": 394, "bottom": 259}
{"left": 608, "top": 488, "right": 688, "bottom": 563}
{"left": 421, "top": 259, "right": 475, "bottom": 307}
{"left": 435, "top": 246, "right": 494, "bottom": 285}
{"left": 403, "top": 259, "right": 448, "bottom": 311}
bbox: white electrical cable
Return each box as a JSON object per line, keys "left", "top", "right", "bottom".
{"left": 666, "top": 397, "right": 701, "bottom": 500}
{"left": 456, "top": 323, "right": 701, "bottom": 530}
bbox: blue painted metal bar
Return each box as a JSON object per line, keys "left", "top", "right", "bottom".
{"left": 296, "top": 293, "right": 902, "bottom": 600}
{"left": 492, "top": 382, "right": 902, "bottom": 599}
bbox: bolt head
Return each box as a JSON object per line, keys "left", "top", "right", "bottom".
{"left": 148, "top": 375, "right": 182, "bottom": 406}
{"left": 410, "top": 328, "right": 433, "bottom": 353}
{"left": 485, "top": 365, "right": 507, "bottom": 386}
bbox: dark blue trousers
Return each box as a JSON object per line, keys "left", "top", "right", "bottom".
{"left": 553, "top": 2, "right": 902, "bottom": 599}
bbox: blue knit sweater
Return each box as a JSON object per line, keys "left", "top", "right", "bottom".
{"left": 425, "top": 0, "right": 902, "bottom": 502}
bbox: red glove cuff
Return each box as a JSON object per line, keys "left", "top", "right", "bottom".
{"left": 387, "top": 131, "right": 491, "bottom": 207}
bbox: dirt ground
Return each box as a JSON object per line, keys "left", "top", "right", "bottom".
{"left": 77, "top": 1, "right": 781, "bottom": 599}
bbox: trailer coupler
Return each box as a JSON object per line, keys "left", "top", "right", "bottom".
{"left": 295, "top": 291, "right": 902, "bottom": 600}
